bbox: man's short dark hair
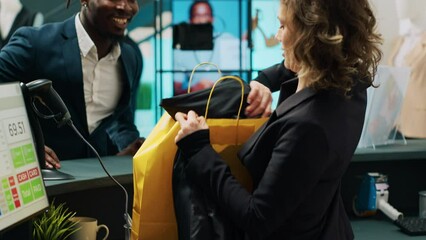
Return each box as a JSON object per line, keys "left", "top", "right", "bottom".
{"left": 189, "top": 0, "right": 213, "bottom": 20}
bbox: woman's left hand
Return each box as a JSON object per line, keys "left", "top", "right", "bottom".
{"left": 175, "top": 110, "right": 209, "bottom": 143}
{"left": 245, "top": 81, "right": 272, "bottom": 117}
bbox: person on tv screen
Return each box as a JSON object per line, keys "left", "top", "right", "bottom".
{"left": 173, "top": 0, "right": 246, "bottom": 95}
{"left": 173, "top": 0, "right": 382, "bottom": 239}
{"left": 172, "top": 0, "right": 274, "bottom": 118}
{"left": 0, "top": 0, "right": 144, "bottom": 168}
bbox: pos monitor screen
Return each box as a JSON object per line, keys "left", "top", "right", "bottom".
{"left": 0, "top": 82, "right": 49, "bottom": 232}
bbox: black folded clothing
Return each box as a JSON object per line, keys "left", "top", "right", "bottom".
{"left": 160, "top": 78, "right": 251, "bottom": 120}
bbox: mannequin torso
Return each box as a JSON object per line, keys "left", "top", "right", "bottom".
{"left": 0, "top": 0, "right": 43, "bottom": 48}
{"left": 388, "top": 0, "right": 426, "bottom": 138}
{"left": 0, "top": 0, "right": 22, "bottom": 40}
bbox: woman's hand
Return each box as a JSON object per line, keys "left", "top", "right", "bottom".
{"left": 45, "top": 146, "right": 61, "bottom": 169}
{"left": 175, "top": 110, "right": 208, "bottom": 143}
{"left": 245, "top": 81, "right": 273, "bottom": 118}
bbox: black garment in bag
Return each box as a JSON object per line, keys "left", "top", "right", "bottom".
{"left": 161, "top": 78, "right": 249, "bottom": 240}
{"left": 173, "top": 151, "right": 244, "bottom": 240}
{"left": 160, "top": 78, "right": 251, "bottom": 119}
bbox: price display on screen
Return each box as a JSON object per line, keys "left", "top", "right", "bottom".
{"left": 0, "top": 82, "right": 48, "bottom": 231}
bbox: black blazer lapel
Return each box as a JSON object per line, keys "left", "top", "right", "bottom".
{"left": 239, "top": 80, "right": 317, "bottom": 160}
{"left": 275, "top": 87, "right": 317, "bottom": 118}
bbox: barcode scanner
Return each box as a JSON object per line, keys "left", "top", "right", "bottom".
{"left": 21, "top": 79, "right": 74, "bottom": 180}
{"left": 26, "top": 79, "right": 71, "bottom": 127}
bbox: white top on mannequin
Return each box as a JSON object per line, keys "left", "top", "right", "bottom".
{"left": 393, "top": 0, "right": 426, "bottom": 67}
{"left": 395, "top": 0, "right": 426, "bottom": 25}
{"left": 0, "top": 0, "right": 22, "bottom": 39}
{"left": 0, "top": 0, "right": 43, "bottom": 40}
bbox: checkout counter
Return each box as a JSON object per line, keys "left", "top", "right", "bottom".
{"left": 2, "top": 140, "right": 426, "bottom": 239}
{"left": 347, "top": 139, "right": 426, "bottom": 239}
{"left": 44, "top": 156, "right": 134, "bottom": 240}
{"left": 49, "top": 139, "right": 426, "bottom": 240}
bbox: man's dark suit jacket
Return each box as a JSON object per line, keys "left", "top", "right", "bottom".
{"left": 0, "top": 16, "right": 142, "bottom": 160}
{"left": 180, "top": 63, "right": 364, "bottom": 239}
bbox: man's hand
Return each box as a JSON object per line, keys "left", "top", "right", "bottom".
{"left": 45, "top": 146, "right": 61, "bottom": 169}
{"left": 116, "top": 137, "right": 145, "bottom": 156}
{"left": 245, "top": 81, "right": 272, "bottom": 118}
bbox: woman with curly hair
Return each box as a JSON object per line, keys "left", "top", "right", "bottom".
{"left": 174, "top": 0, "right": 382, "bottom": 239}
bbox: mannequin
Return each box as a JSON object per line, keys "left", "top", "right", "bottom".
{"left": 0, "top": 0, "right": 43, "bottom": 48}
{"left": 388, "top": 0, "right": 426, "bottom": 138}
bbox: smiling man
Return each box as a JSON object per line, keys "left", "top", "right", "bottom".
{"left": 0, "top": 0, "right": 144, "bottom": 167}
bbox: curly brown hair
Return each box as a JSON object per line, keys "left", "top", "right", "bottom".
{"left": 282, "top": 0, "right": 382, "bottom": 96}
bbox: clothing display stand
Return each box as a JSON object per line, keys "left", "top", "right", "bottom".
{"left": 357, "top": 65, "right": 410, "bottom": 149}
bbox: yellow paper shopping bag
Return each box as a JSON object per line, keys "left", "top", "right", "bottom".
{"left": 132, "top": 113, "right": 179, "bottom": 240}
{"left": 132, "top": 75, "right": 268, "bottom": 240}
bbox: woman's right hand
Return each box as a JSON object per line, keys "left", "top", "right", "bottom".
{"left": 175, "top": 110, "right": 209, "bottom": 143}
{"left": 45, "top": 145, "right": 61, "bottom": 169}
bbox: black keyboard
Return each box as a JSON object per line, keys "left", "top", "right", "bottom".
{"left": 395, "top": 217, "right": 426, "bottom": 236}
